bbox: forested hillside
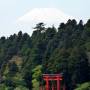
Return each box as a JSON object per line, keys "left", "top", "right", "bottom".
{"left": 0, "top": 19, "right": 90, "bottom": 90}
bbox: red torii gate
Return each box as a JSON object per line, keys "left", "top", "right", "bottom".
{"left": 40, "top": 74, "right": 65, "bottom": 90}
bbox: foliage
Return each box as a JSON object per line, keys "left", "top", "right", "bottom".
{"left": 32, "top": 65, "right": 42, "bottom": 90}
{"left": 0, "top": 20, "right": 89, "bottom": 90}
{"left": 75, "top": 82, "right": 90, "bottom": 90}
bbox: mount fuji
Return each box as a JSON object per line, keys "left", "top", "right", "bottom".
{"left": 17, "top": 8, "right": 78, "bottom": 35}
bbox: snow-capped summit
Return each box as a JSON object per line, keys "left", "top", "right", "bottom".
{"left": 18, "top": 8, "right": 75, "bottom": 23}
{"left": 17, "top": 8, "right": 77, "bottom": 35}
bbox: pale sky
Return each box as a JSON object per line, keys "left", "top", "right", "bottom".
{"left": 0, "top": 0, "right": 90, "bottom": 37}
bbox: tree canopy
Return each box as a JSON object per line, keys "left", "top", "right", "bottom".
{"left": 0, "top": 20, "right": 90, "bottom": 90}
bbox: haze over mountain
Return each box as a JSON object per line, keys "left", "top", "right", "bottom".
{"left": 0, "top": 0, "right": 89, "bottom": 37}
{"left": 17, "top": 8, "right": 78, "bottom": 35}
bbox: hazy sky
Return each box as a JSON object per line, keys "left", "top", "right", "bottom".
{"left": 0, "top": 0, "right": 90, "bottom": 36}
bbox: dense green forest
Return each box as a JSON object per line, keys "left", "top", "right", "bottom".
{"left": 0, "top": 19, "right": 90, "bottom": 90}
